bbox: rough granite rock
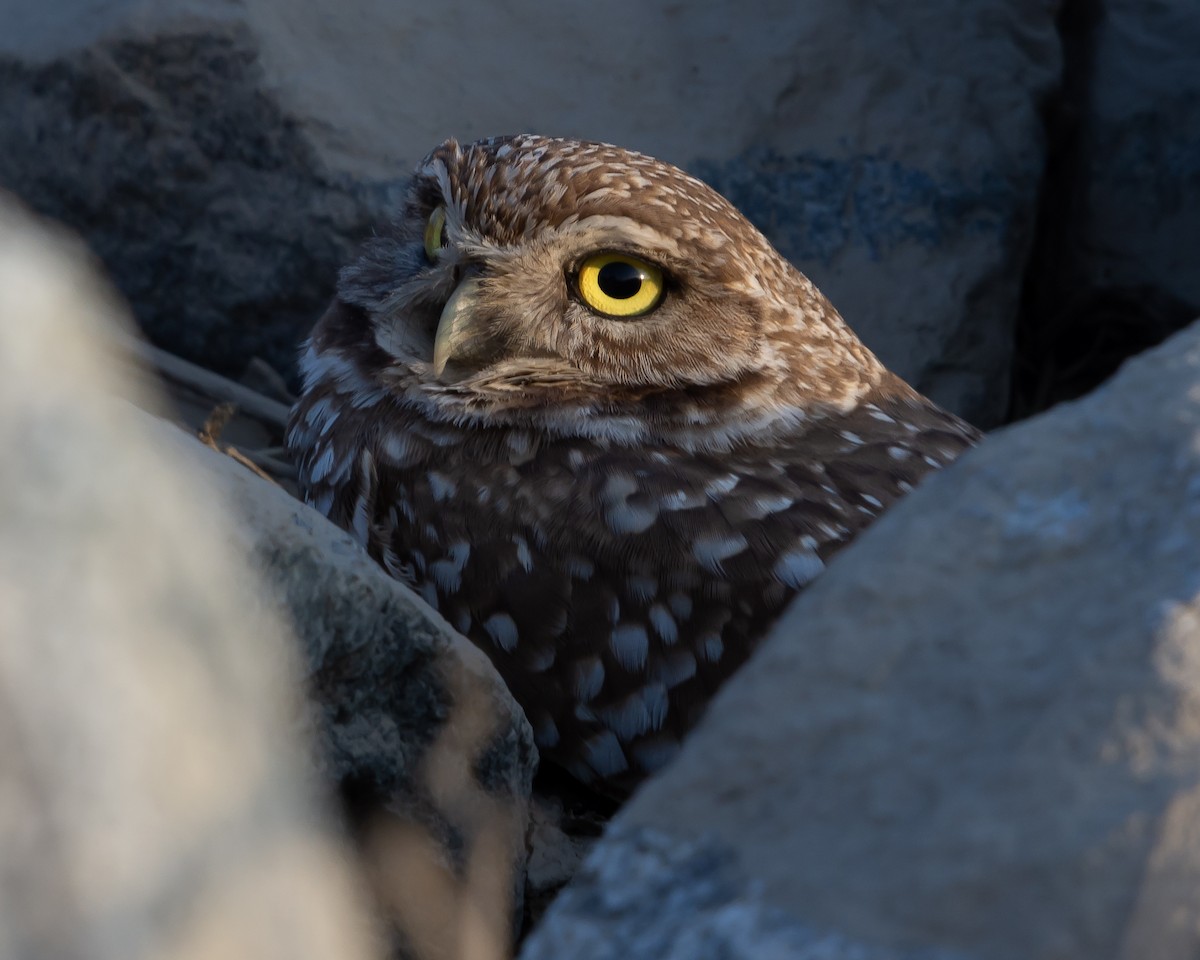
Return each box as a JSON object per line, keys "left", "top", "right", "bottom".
{"left": 0, "top": 196, "right": 379, "bottom": 958}
{"left": 0, "top": 0, "right": 1058, "bottom": 424}
{"left": 523, "top": 317, "right": 1200, "bottom": 960}
{"left": 522, "top": 828, "right": 968, "bottom": 960}
{"left": 143, "top": 411, "right": 538, "bottom": 957}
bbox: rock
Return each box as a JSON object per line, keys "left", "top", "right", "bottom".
{"left": 0, "top": 195, "right": 379, "bottom": 958}
{"left": 142, "top": 411, "right": 538, "bottom": 958}
{"left": 522, "top": 791, "right": 605, "bottom": 938}
{"left": 522, "top": 317, "right": 1200, "bottom": 960}
{"left": 0, "top": 1, "right": 1058, "bottom": 423}
{"left": 1013, "top": 1, "right": 1200, "bottom": 416}
{"left": 0, "top": 191, "right": 538, "bottom": 960}
{"left": 144, "top": 410, "right": 537, "bottom": 806}
{"left": 521, "top": 829, "right": 966, "bottom": 960}
{"left": 1069, "top": 1, "right": 1200, "bottom": 312}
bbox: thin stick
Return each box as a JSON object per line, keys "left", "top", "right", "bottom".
{"left": 223, "top": 447, "right": 283, "bottom": 485}
{"left": 234, "top": 447, "right": 298, "bottom": 480}
{"left": 197, "top": 402, "right": 298, "bottom": 483}
{"left": 113, "top": 333, "right": 293, "bottom": 430}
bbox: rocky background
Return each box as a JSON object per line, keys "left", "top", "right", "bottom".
{"left": 2, "top": 2, "right": 1199, "bottom": 959}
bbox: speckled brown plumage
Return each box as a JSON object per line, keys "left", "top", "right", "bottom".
{"left": 287, "top": 134, "right": 980, "bottom": 792}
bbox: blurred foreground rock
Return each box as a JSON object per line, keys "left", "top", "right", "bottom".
{"left": 0, "top": 195, "right": 538, "bottom": 960}
{"left": 523, "top": 318, "right": 1200, "bottom": 960}
{"left": 0, "top": 198, "right": 380, "bottom": 957}
{"left": 0, "top": 0, "right": 1059, "bottom": 424}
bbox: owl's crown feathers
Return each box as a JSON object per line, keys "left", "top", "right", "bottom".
{"left": 313, "top": 134, "right": 886, "bottom": 452}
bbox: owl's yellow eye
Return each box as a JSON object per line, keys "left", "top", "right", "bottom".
{"left": 424, "top": 205, "right": 448, "bottom": 260}
{"left": 576, "top": 253, "right": 665, "bottom": 318}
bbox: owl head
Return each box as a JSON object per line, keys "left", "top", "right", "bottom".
{"left": 324, "top": 135, "right": 884, "bottom": 450}
{"left": 291, "top": 137, "right": 978, "bottom": 793}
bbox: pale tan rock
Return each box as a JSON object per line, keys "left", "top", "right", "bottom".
{"left": 0, "top": 195, "right": 381, "bottom": 959}
{"left": 0, "top": 191, "right": 535, "bottom": 960}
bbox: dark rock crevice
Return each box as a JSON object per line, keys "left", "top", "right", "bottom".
{"left": 1009, "top": 0, "right": 1199, "bottom": 422}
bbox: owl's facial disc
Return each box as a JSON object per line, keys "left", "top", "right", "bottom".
{"left": 431, "top": 249, "right": 670, "bottom": 378}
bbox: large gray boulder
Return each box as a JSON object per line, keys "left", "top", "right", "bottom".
{"left": 522, "top": 317, "right": 1200, "bottom": 960}
{"left": 0, "top": 0, "right": 1059, "bottom": 424}
{"left": 0, "top": 197, "right": 379, "bottom": 958}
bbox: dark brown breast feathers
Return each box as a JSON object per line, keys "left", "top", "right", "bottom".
{"left": 289, "top": 359, "right": 979, "bottom": 794}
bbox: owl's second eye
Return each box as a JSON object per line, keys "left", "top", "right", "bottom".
{"left": 576, "top": 253, "right": 665, "bottom": 318}
{"left": 424, "top": 206, "right": 448, "bottom": 261}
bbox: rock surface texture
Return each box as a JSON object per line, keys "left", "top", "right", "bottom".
{"left": 148, "top": 413, "right": 538, "bottom": 958}
{"left": 0, "top": 0, "right": 1059, "bottom": 424}
{"left": 522, "top": 317, "right": 1200, "bottom": 960}
{"left": 0, "top": 193, "right": 537, "bottom": 960}
{"left": 0, "top": 196, "right": 380, "bottom": 959}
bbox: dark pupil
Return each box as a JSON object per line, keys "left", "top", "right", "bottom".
{"left": 597, "top": 261, "right": 645, "bottom": 300}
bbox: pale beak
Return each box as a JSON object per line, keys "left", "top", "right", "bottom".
{"left": 432, "top": 275, "right": 493, "bottom": 376}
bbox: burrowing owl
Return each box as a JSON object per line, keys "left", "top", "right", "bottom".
{"left": 287, "top": 135, "right": 979, "bottom": 792}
